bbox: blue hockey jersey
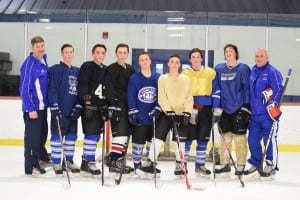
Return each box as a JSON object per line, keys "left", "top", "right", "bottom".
{"left": 48, "top": 61, "right": 80, "bottom": 116}
{"left": 19, "top": 53, "right": 48, "bottom": 112}
{"left": 127, "top": 72, "right": 160, "bottom": 125}
{"left": 215, "top": 63, "right": 250, "bottom": 114}
{"left": 249, "top": 62, "right": 283, "bottom": 115}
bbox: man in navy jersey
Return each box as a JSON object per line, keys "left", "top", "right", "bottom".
{"left": 48, "top": 44, "right": 81, "bottom": 174}
{"left": 127, "top": 51, "right": 161, "bottom": 177}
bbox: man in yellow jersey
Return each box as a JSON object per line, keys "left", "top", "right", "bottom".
{"left": 182, "top": 48, "right": 221, "bottom": 177}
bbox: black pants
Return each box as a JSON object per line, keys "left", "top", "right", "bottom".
{"left": 23, "top": 110, "right": 49, "bottom": 174}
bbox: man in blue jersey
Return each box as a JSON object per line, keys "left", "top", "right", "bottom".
{"left": 78, "top": 44, "right": 108, "bottom": 175}
{"left": 182, "top": 48, "right": 221, "bottom": 177}
{"left": 244, "top": 49, "right": 283, "bottom": 179}
{"left": 214, "top": 44, "right": 251, "bottom": 176}
{"left": 19, "top": 36, "right": 50, "bottom": 175}
{"left": 127, "top": 51, "right": 161, "bottom": 178}
{"left": 48, "top": 44, "right": 81, "bottom": 175}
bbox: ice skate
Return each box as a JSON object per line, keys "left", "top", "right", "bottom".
{"left": 63, "top": 160, "right": 80, "bottom": 173}
{"left": 53, "top": 164, "right": 63, "bottom": 175}
{"left": 243, "top": 165, "right": 260, "bottom": 181}
{"left": 260, "top": 160, "right": 276, "bottom": 181}
{"left": 195, "top": 166, "right": 211, "bottom": 177}
{"left": 174, "top": 160, "right": 187, "bottom": 178}
{"left": 135, "top": 160, "right": 161, "bottom": 179}
{"left": 80, "top": 157, "right": 101, "bottom": 178}
{"left": 214, "top": 164, "right": 231, "bottom": 178}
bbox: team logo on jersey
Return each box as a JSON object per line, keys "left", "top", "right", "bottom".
{"left": 138, "top": 86, "right": 156, "bottom": 103}
{"left": 220, "top": 72, "right": 236, "bottom": 81}
{"left": 68, "top": 75, "right": 78, "bottom": 95}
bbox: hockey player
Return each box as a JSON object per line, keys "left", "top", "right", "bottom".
{"left": 77, "top": 44, "right": 108, "bottom": 175}
{"left": 19, "top": 36, "right": 50, "bottom": 175}
{"left": 244, "top": 49, "right": 283, "bottom": 179}
{"left": 214, "top": 44, "right": 251, "bottom": 176}
{"left": 48, "top": 44, "right": 81, "bottom": 175}
{"left": 139, "top": 54, "right": 193, "bottom": 176}
{"left": 104, "top": 43, "right": 135, "bottom": 174}
{"left": 127, "top": 51, "right": 161, "bottom": 176}
{"left": 182, "top": 48, "right": 221, "bottom": 177}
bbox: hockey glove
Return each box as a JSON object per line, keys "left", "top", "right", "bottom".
{"left": 266, "top": 101, "right": 282, "bottom": 121}
{"left": 212, "top": 108, "right": 223, "bottom": 123}
{"left": 50, "top": 104, "right": 62, "bottom": 119}
{"left": 181, "top": 112, "right": 191, "bottom": 126}
{"left": 128, "top": 108, "right": 142, "bottom": 126}
{"left": 262, "top": 87, "right": 273, "bottom": 105}
{"left": 70, "top": 104, "right": 82, "bottom": 120}
{"left": 148, "top": 106, "right": 161, "bottom": 119}
{"left": 166, "top": 111, "right": 175, "bottom": 124}
{"left": 108, "top": 106, "right": 122, "bottom": 123}
{"left": 98, "top": 105, "right": 108, "bottom": 121}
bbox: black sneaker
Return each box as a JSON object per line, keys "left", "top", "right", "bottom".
{"left": 215, "top": 164, "right": 231, "bottom": 174}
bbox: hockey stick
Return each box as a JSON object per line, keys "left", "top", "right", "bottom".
{"left": 217, "top": 125, "right": 245, "bottom": 188}
{"left": 260, "top": 68, "right": 292, "bottom": 173}
{"left": 173, "top": 121, "right": 205, "bottom": 191}
{"left": 101, "top": 120, "right": 105, "bottom": 186}
{"left": 211, "top": 122, "right": 216, "bottom": 186}
{"left": 56, "top": 116, "right": 71, "bottom": 190}
{"left": 152, "top": 116, "right": 163, "bottom": 188}
{"left": 115, "top": 135, "right": 131, "bottom": 185}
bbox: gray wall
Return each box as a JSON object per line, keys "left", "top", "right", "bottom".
{"left": 0, "top": 22, "right": 299, "bottom": 95}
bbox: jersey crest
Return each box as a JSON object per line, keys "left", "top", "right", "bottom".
{"left": 138, "top": 86, "right": 156, "bottom": 103}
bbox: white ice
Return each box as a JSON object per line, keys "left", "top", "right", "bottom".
{"left": 0, "top": 146, "right": 299, "bottom": 200}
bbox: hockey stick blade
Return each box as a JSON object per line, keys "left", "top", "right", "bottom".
{"left": 190, "top": 183, "right": 206, "bottom": 191}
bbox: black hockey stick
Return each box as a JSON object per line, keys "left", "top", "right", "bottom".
{"left": 211, "top": 122, "right": 217, "bottom": 186}
{"left": 56, "top": 116, "right": 71, "bottom": 189}
{"left": 115, "top": 136, "right": 131, "bottom": 185}
{"left": 260, "top": 68, "right": 292, "bottom": 173}
{"left": 153, "top": 116, "right": 158, "bottom": 188}
{"left": 217, "top": 125, "right": 245, "bottom": 188}
{"left": 173, "top": 121, "right": 205, "bottom": 191}
{"left": 101, "top": 121, "right": 105, "bottom": 186}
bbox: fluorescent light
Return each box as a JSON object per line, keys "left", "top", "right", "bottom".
{"left": 296, "top": 38, "right": 300, "bottom": 42}
{"left": 167, "top": 26, "right": 185, "bottom": 30}
{"left": 168, "top": 34, "right": 184, "bottom": 37}
{"left": 167, "top": 17, "right": 185, "bottom": 22}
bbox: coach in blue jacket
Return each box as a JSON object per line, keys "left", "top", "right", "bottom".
{"left": 244, "top": 49, "right": 283, "bottom": 178}
{"left": 19, "top": 36, "right": 50, "bottom": 175}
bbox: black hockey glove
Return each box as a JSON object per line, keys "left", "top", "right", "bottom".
{"left": 235, "top": 104, "right": 251, "bottom": 125}
{"left": 70, "top": 104, "right": 82, "bottom": 120}
{"left": 148, "top": 106, "right": 161, "bottom": 119}
{"left": 166, "top": 111, "right": 175, "bottom": 124}
{"left": 128, "top": 108, "right": 142, "bottom": 126}
{"left": 181, "top": 112, "right": 191, "bottom": 126}
{"left": 98, "top": 105, "right": 108, "bottom": 121}
{"left": 108, "top": 106, "right": 122, "bottom": 123}
{"left": 212, "top": 108, "right": 223, "bottom": 123}
{"left": 50, "top": 104, "right": 62, "bottom": 119}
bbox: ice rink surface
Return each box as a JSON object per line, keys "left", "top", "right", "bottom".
{"left": 0, "top": 146, "right": 299, "bottom": 200}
